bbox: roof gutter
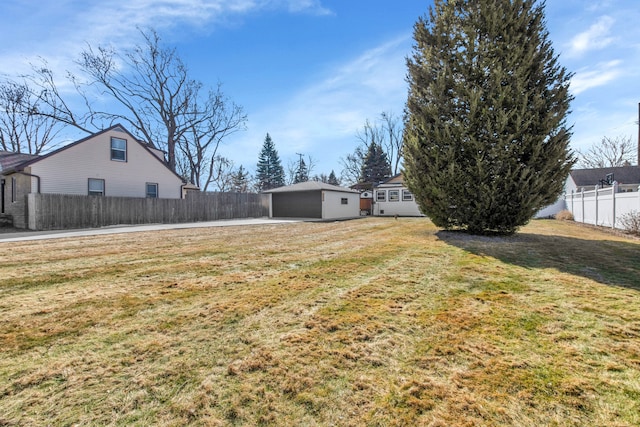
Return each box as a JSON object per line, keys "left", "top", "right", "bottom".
{"left": 15, "top": 169, "right": 41, "bottom": 194}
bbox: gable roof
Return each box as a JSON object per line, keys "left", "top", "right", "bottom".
{"left": 350, "top": 174, "right": 401, "bottom": 190}
{"left": 1, "top": 124, "right": 186, "bottom": 183}
{"left": 264, "top": 181, "right": 358, "bottom": 194}
{"left": 375, "top": 173, "right": 404, "bottom": 187}
{"left": 569, "top": 166, "right": 640, "bottom": 186}
{"left": 7, "top": 124, "right": 133, "bottom": 172}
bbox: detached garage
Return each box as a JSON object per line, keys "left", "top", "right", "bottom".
{"left": 264, "top": 181, "right": 360, "bottom": 220}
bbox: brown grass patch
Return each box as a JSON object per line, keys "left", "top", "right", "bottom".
{"left": 1, "top": 218, "right": 639, "bottom": 426}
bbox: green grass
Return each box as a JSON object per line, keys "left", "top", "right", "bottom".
{"left": 1, "top": 218, "right": 639, "bottom": 426}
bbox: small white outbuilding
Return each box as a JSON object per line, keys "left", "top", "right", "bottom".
{"left": 264, "top": 181, "right": 360, "bottom": 220}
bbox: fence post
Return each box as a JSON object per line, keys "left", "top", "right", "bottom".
{"left": 580, "top": 189, "right": 584, "bottom": 223}
{"left": 612, "top": 181, "right": 618, "bottom": 229}
{"left": 595, "top": 186, "right": 599, "bottom": 226}
{"left": 27, "top": 193, "right": 37, "bottom": 230}
{"left": 570, "top": 190, "right": 573, "bottom": 216}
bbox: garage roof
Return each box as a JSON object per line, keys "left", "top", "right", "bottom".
{"left": 264, "top": 181, "right": 359, "bottom": 194}
{"left": 570, "top": 166, "right": 640, "bottom": 186}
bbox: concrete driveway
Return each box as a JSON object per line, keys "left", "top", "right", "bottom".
{"left": 0, "top": 218, "right": 301, "bottom": 243}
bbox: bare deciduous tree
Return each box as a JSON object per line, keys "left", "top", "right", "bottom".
{"left": 0, "top": 78, "right": 61, "bottom": 154}
{"left": 340, "top": 111, "right": 404, "bottom": 186}
{"left": 578, "top": 135, "right": 637, "bottom": 168}
{"left": 26, "top": 29, "right": 246, "bottom": 186}
{"left": 178, "top": 85, "right": 246, "bottom": 191}
{"left": 380, "top": 111, "right": 403, "bottom": 176}
{"left": 206, "top": 156, "right": 235, "bottom": 192}
{"left": 340, "top": 144, "right": 366, "bottom": 186}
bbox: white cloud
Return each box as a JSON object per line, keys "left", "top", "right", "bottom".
{"left": 570, "top": 60, "right": 623, "bottom": 95}
{"left": 224, "top": 35, "right": 411, "bottom": 172}
{"left": 0, "top": 0, "right": 333, "bottom": 77}
{"left": 284, "top": 0, "right": 333, "bottom": 15}
{"left": 585, "top": 0, "right": 614, "bottom": 13}
{"left": 567, "top": 15, "right": 615, "bottom": 57}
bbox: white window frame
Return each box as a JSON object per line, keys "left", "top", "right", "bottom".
{"left": 402, "top": 189, "right": 414, "bottom": 201}
{"left": 88, "top": 178, "right": 105, "bottom": 196}
{"left": 376, "top": 190, "right": 386, "bottom": 202}
{"left": 389, "top": 190, "right": 400, "bottom": 202}
{"left": 110, "top": 137, "right": 127, "bottom": 162}
{"left": 146, "top": 183, "right": 158, "bottom": 198}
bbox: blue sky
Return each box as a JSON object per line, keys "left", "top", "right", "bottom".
{"left": 1, "top": 0, "right": 639, "bottom": 179}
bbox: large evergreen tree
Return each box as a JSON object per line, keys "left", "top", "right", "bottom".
{"left": 403, "top": 0, "right": 574, "bottom": 235}
{"left": 360, "top": 143, "right": 392, "bottom": 185}
{"left": 256, "top": 133, "right": 285, "bottom": 191}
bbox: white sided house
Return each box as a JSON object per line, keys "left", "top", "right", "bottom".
{"left": 264, "top": 181, "right": 360, "bottom": 220}
{"left": 1, "top": 124, "right": 187, "bottom": 228}
{"left": 6, "top": 124, "right": 185, "bottom": 198}
{"left": 373, "top": 174, "right": 424, "bottom": 217}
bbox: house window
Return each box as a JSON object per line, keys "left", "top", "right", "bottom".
{"left": 389, "top": 190, "right": 400, "bottom": 202}
{"left": 341, "top": 197, "right": 348, "bottom": 205}
{"left": 111, "top": 137, "right": 127, "bottom": 162}
{"left": 88, "top": 178, "right": 105, "bottom": 196}
{"left": 402, "top": 189, "right": 414, "bottom": 201}
{"left": 11, "top": 177, "right": 17, "bottom": 202}
{"left": 376, "top": 190, "right": 386, "bottom": 202}
{"left": 146, "top": 183, "right": 158, "bottom": 198}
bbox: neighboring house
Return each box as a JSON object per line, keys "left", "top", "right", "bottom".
{"left": 565, "top": 166, "right": 640, "bottom": 193}
{"left": 0, "top": 151, "right": 40, "bottom": 224}
{"left": 264, "top": 181, "right": 360, "bottom": 220}
{"left": 373, "top": 174, "right": 424, "bottom": 217}
{"left": 536, "top": 166, "right": 640, "bottom": 218}
{"left": 563, "top": 165, "right": 640, "bottom": 228}
{"left": 0, "top": 124, "right": 188, "bottom": 228}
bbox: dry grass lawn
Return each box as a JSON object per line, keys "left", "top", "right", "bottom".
{"left": 1, "top": 217, "right": 639, "bottom": 426}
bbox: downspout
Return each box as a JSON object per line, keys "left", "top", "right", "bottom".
{"left": 16, "top": 170, "right": 41, "bottom": 194}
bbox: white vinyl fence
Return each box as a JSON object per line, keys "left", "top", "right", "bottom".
{"left": 565, "top": 183, "right": 640, "bottom": 230}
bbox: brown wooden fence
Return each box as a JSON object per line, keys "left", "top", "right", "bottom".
{"left": 27, "top": 192, "right": 269, "bottom": 231}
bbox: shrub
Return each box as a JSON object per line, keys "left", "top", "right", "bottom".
{"left": 555, "top": 210, "right": 574, "bottom": 221}
{"left": 619, "top": 210, "right": 640, "bottom": 236}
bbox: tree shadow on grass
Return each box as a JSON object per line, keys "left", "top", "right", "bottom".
{"left": 436, "top": 229, "right": 640, "bottom": 291}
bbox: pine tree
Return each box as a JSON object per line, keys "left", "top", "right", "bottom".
{"left": 293, "top": 157, "right": 309, "bottom": 183}
{"left": 327, "top": 170, "right": 340, "bottom": 186}
{"left": 230, "top": 165, "right": 251, "bottom": 193}
{"left": 403, "top": 0, "right": 574, "bottom": 235}
{"left": 360, "top": 143, "right": 391, "bottom": 185}
{"left": 256, "top": 133, "right": 285, "bottom": 191}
